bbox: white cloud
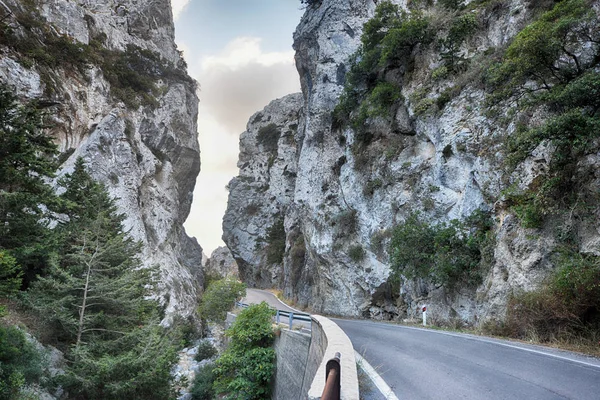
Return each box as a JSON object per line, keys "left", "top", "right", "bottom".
{"left": 171, "top": 0, "right": 191, "bottom": 21}
{"left": 184, "top": 37, "right": 301, "bottom": 254}
{"left": 201, "top": 37, "right": 295, "bottom": 70}
{"left": 193, "top": 37, "right": 300, "bottom": 133}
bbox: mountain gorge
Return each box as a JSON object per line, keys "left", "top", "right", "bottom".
{"left": 223, "top": 0, "right": 600, "bottom": 329}
{"left": 0, "top": 0, "right": 203, "bottom": 321}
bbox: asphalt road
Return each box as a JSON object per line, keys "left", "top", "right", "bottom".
{"left": 242, "top": 289, "right": 600, "bottom": 399}
{"left": 242, "top": 288, "right": 310, "bottom": 330}
{"left": 242, "top": 288, "right": 300, "bottom": 314}
{"left": 334, "top": 318, "right": 600, "bottom": 400}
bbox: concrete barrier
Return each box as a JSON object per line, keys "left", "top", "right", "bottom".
{"left": 305, "top": 315, "right": 359, "bottom": 400}
{"left": 273, "top": 330, "right": 311, "bottom": 400}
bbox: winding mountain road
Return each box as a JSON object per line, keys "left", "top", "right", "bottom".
{"left": 244, "top": 289, "right": 600, "bottom": 399}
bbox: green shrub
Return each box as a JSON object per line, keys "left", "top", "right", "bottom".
{"left": 486, "top": 0, "right": 594, "bottom": 102}
{"left": 214, "top": 303, "right": 276, "bottom": 400}
{"left": 190, "top": 363, "right": 216, "bottom": 400}
{"left": 505, "top": 251, "right": 600, "bottom": 343}
{"left": 198, "top": 278, "right": 246, "bottom": 322}
{"left": 414, "top": 98, "right": 435, "bottom": 115}
{"left": 348, "top": 245, "right": 366, "bottom": 262}
{"left": 0, "top": 325, "right": 44, "bottom": 399}
{"left": 0, "top": 252, "right": 22, "bottom": 317}
{"left": 439, "top": 13, "right": 479, "bottom": 71}
{"left": 257, "top": 123, "right": 281, "bottom": 153}
{"left": 431, "top": 65, "right": 449, "bottom": 81}
{"left": 366, "top": 82, "right": 403, "bottom": 117}
{"left": 388, "top": 211, "right": 493, "bottom": 288}
{"left": 334, "top": 209, "right": 359, "bottom": 237}
{"left": 266, "top": 218, "right": 286, "bottom": 265}
{"left": 195, "top": 340, "right": 217, "bottom": 362}
{"left": 363, "top": 178, "right": 383, "bottom": 196}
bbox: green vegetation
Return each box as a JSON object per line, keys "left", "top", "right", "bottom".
{"left": 486, "top": 0, "right": 600, "bottom": 228}
{"left": 348, "top": 245, "right": 365, "bottom": 262}
{"left": 0, "top": 92, "right": 190, "bottom": 397}
{"left": 195, "top": 340, "right": 218, "bottom": 362}
{"left": 0, "top": 86, "right": 58, "bottom": 286}
{"left": 333, "top": 1, "right": 431, "bottom": 141}
{"left": 487, "top": 0, "right": 595, "bottom": 103}
{"left": 0, "top": 6, "right": 193, "bottom": 107}
{"left": 214, "top": 302, "right": 276, "bottom": 400}
{"left": 24, "top": 158, "right": 181, "bottom": 400}
{"left": 388, "top": 211, "right": 493, "bottom": 289}
{"left": 0, "top": 252, "right": 21, "bottom": 317}
{"left": 257, "top": 123, "right": 281, "bottom": 153}
{"left": 496, "top": 250, "right": 600, "bottom": 350}
{"left": 334, "top": 209, "right": 359, "bottom": 237}
{"left": 266, "top": 218, "right": 286, "bottom": 265}
{"left": 439, "top": 13, "right": 479, "bottom": 72}
{"left": 199, "top": 278, "right": 246, "bottom": 323}
{"left": 190, "top": 363, "right": 217, "bottom": 400}
{"left": 0, "top": 325, "right": 44, "bottom": 399}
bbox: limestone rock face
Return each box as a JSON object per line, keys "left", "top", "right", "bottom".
{"left": 223, "top": 93, "right": 304, "bottom": 287}
{"left": 0, "top": 0, "right": 202, "bottom": 322}
{"left": 205, "top": 247, "right": 239, "bottom": 279}
{"left": 223, "top": 0, "right": 600, "bottom": 324}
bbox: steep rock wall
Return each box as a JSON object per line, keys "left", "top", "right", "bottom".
{"left": 224, "top": 0, "right": 600, "bottom": 324}
{"left": 0, "top": 0, "right": 202, "bottom": 321}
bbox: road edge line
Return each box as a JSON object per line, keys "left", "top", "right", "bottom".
{"left": 348, "top": 320, "right": 600, "bottom": 370}
{"left": 355, "top": 351, "right": 399, "bottom": 400}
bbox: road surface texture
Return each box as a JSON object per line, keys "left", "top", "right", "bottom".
{"left": 334, "top": 318, "right": 600, "bottom": 400}
{"left": 242, "top": 289, "right": 600, "bottom": 399}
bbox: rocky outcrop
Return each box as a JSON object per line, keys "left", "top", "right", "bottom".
{"left": 223, "top": 0, "right": 600, "bottom": 324}
{"left": 0, "top": 0, "right": 202, "bottom": 321}
{"left": 205, "top": 246, "right": 239, "bottom": 279}
{"left": 223, "top": 93, "right": 304, "bottom": 287}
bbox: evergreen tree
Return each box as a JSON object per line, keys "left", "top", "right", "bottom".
{"left": 27, "top": 159, "right": 179, "bottom": 399}
{"left": 0, "top": 252, "right": 21, "bottom": 317}
{"left": 0, "top": 84, "right": 58, "bottom": 284}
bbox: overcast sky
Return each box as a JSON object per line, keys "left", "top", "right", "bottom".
{"left": 173, "top": 0, "right": 304, "bottom": 255}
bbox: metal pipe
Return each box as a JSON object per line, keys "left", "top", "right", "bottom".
{"left": 321, "top": 352, "right": 341, "bottom": 400}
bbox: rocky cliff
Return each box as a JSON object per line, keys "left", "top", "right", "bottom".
{"left": 0, "top": 0, "right": 202, "bottom": 321}
{"left": 224, "top": 0, "right": 600, "bottom": 325}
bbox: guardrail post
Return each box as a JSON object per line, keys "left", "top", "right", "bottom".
{"left": 321, "top": 352, "right": 341, "bottom": 400}
{"left": 276, "top": 310, "right": 280, "bottom": 324}
{"left": 289, "top": 312, "right": 294, "bottom": 330}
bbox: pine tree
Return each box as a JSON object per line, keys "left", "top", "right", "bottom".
{"left": 27, "top": 159, "right": 179, "bottom": 399}
{"left": 0, "top": 84, "right": 58, "bottom": 284}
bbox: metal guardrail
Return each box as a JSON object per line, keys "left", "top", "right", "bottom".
{"left": 235, "top": 301, "right": 311, "bottom": 330}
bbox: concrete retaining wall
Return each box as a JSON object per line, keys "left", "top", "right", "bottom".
{"left": 273, "top": 330, "right": 312, "bottom": 400}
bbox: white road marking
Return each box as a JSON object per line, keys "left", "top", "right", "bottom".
{"left": 347, "top": 320, "right": 600, "bottom": 371}
{"left": 355, "top": 351, "right": 399, "bottom": 400}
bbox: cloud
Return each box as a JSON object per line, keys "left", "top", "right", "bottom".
{"left": 194, "top": 37, "right": 301, "bottom": 133}
{"left": 183, "top": 37, "right": 302, "bottom": 253}
{"left": 171, "top": 0, "right": 191, "bottom": 21}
